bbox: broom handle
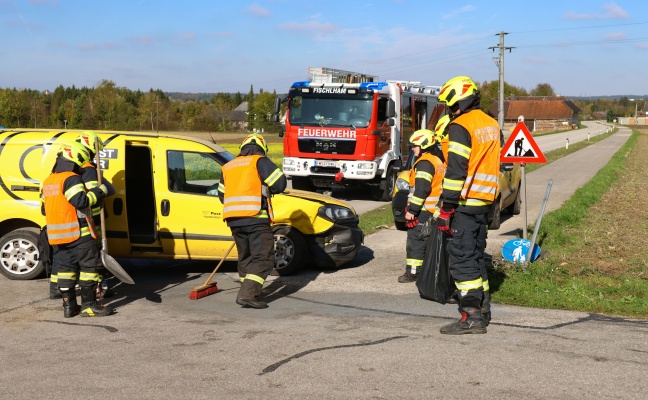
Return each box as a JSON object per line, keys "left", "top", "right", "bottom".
{"left": 203, "top": 242, "right": 236, "bottom": 285}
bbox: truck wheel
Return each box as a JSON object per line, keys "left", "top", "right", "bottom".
{"left": 371, "top": 166, "right": 395, "bottom": 201}
{"left": 291, "top": 177, "right": 315, "bottom": 192}
{"left": 506, "top": 187, "right": 522, "bottom": 215}
{"left": 273, "top": 226, "right": 307, "bottom": 276}
{"left": 0, "top": 229, "right": 44, "bottom": 280}
{"left": 488, "top": 198, "right": 502, "bottom": 230}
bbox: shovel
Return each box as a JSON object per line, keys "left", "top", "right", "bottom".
{"left": 94, "top": 138, "right": 135, "bottom": 285}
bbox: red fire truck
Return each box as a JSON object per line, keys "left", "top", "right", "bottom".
{"left": 273, "top": 67, "right": 444, "bottom": 200}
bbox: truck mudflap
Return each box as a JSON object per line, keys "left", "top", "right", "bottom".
{"left": 308, "top": 223, "right": 364, "bottom": 268}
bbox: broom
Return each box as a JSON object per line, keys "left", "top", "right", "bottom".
{"left": 188, "top": 242, "right": 236, "bottom": 300}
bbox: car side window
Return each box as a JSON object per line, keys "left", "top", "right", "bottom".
{"left": 167, "top": 150, "right": 223, "bottom": 195}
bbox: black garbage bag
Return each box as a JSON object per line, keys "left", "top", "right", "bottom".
{"left": 416, "top": 226, "right": 455, "bottom": 304}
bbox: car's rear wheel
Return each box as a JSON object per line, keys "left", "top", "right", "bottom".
{"left": 0, "top": 229, "right": 44, "bottom": 280}
{"left": 506, "top": 187, "right": 522, "bottom": 215}
{"left": 273, "top": 226, "right": 307, "bottom": 276}
{"left": 488, "top": 199, "right": 502, "bottom": 230}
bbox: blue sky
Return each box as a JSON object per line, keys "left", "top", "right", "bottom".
{"left": 1, "top": 0, "right": 647, "bottom": 97}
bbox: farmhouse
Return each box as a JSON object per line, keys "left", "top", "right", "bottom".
{"left": 490, "top": 96, "right": 582, "bottom": 132}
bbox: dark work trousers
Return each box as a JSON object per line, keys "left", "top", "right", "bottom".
{"left": 446, "top": 211, "right": 488, "bottom": 303}
{"left": 406, "top": 211, "right": 432, "bottom": 275}
{"left": 231, "top": 223, "right": 275, "bottom": 300}
{"left": 53, "top": 240, "right": 102, "bottom": 290}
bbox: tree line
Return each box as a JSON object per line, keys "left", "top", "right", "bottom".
{"left": 0, "top": 79, "right": 280, "bottom": 133}
{"left": 1, "top": 79, "right": 644, "bottom": 132}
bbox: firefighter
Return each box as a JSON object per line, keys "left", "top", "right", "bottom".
{"left": 398, "top": 129, "right": 445, "bottom": 283}
{"left": 41, "top": 142, "right": 111, "bottom": 318}
{"left": 436, "top": 76, "right": 501, "bottom": 334}
{"left": 217, "top": 134, "right": 287, "bottom": 309}
{"left": 75, "top": 131, "right": 116, "bottom": 298}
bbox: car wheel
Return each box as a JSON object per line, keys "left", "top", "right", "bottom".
{"left": 371, "top": 166, "right": 395, "bottom": 201}
{"left": 488, "top": 199, "right": 502, "bottom": 230}
{"left": 273, "top": 226, "right": 307, "bottom": 276}
{"left": 291, "top": 177, "right": 315, "bottom": 192}
{"left": 0, "top": 229, "right": 44, "bottom": 280}
{"left": 395, "top": 221, "right": 407, "bottom": 231}
{"left": 506, "top": 187, "right": 522, "bottom": 215}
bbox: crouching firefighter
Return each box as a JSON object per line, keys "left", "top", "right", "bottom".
{"left": 217, "top": 134, "right": 287, "bottom": 309}
{"left": 41, "top": 142, "right": 111, "bottom": 318}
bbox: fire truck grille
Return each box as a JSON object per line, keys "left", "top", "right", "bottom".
{"left": 298, "top": 139, "right": 356, "bottom": 155}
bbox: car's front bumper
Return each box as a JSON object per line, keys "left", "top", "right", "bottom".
{"left": 307, "top": 221, "right": 364, "bottom": 268}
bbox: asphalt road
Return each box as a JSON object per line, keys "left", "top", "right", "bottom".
{"left": 1, "top": 123, "right": 646, "bottom": 400}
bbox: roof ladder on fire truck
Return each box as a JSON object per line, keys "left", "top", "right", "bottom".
{"left": 386, "top": 80, "right": 441, "bottom": 95}
{"left": 308, "top": 67, "right": 379, "bottom": 84}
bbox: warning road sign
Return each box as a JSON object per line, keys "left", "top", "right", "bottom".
{"left": 501, "top": 121, "right": 546, "bottom": 163}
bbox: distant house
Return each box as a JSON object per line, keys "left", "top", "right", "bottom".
{"left": 490, "top": 96, "right": 582, "bottom": 132}
{"left": 229, "top": 102, "right": 249, "bottom": 131}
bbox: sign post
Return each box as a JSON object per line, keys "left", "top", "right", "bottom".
{"left": 501, "top": 121, "right": 546, "bottom": 240}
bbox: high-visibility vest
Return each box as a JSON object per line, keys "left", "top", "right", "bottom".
{"left": 409, "top": 153, "right": 445, "bottom": 214}
{"left": 449, "top": 110, "right": 500, "bottom": 206}
{"left": 42, "top": 171, "right": 97, "bottom": 245}
{"left": 221, "top": 155, "right": 266, "bottom": 221}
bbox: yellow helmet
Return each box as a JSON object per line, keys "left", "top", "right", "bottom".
{"left": 240, "top": 133, "right": 268, "bottom": 154}
{"left": 409, "top": 129, "right": 436, "bottom": 150}
{"left": 58, "top": 142, "right": 91, "bottom": 167}
{"left": 434, "top": 115, "right": 451, "bottom": 143}
{"left": 438, "top": 76, "right": 478, "bottom": 107}
{"left": 76, "top": 130, "right": 103, "bottom": 154}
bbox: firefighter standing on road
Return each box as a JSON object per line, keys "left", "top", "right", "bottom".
{"left": 41, "top": 142, "right": 111, "bottom": 318}
{"left": 436, "top": 76, "right": 501, "bottom": 334}
{"left": 398, "top": 129, "right": 445, "bottom": 283}
{"left": 217, "top": 134, "right": 287, "bottom": 309}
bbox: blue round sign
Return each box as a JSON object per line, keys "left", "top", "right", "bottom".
{"left": 501, "top": 239, "right": 541, "bottom": 263}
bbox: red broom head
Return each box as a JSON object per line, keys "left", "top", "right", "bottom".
{"left": 188, "top": 284, "right": 219, "bottom": 300}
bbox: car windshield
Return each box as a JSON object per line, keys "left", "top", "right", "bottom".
{"left": 289, "top": 96, "right": 372, "bottom": 127}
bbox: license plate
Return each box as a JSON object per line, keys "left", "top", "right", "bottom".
{"left": 314, "top": 160, "right": 336, "bottom": 167}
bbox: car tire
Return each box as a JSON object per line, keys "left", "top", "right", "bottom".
{"left": 371, "top": 166, "right": 395, "bottom": 202}
{"left": 488, "top": 199, "right": 502, "bottom": 230}
{"left": 0, "top": 229, "right": 44, "bottom": 280}
{"left": 506, "top": 187, "right": 522, "bottom": 215}
{"left": 291, "top": 177, "right": 315, "bottom": 192}
{"left": 273, "top": 226, "right": 307, "bottom": 276}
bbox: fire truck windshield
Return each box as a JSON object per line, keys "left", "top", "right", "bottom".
{"left": 289, "top": 96, "right": 372, "bottom": 128}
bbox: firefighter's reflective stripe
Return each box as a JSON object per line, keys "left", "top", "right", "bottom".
{"left": 456, "top": 277, "right": 483, "bottom": 293}
{"left": 57, "top": 271, "right": 77, "bottom": 282}
{"left": 244, "top": 273, "right": 265, "bottom": 285}
{"left": 79, "top": 271, "right": 101, "bottom": 283}
{"left": 406, "top": 258, "right": 423, "bottom": 268}
{"left": 445, "top": 110, "right": 500, "bottom": 207}
{"left": 222, "top": 155, "right": 265, "bottom": 220}
{"left": 409, "top": 153, "right": 445, "bottom": 214}
{"left": 264, "top": 168, "right": 283, "bottom": 187}
{"left": 81, "top": 162, "right": 101, "bottom": 217}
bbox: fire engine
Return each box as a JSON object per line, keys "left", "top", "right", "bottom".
{"left": 273, "top": 67, "right": 444, "bottom": 200}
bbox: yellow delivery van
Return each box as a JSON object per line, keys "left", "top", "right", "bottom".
{"left": 0, "top": 130, "right": 363, "bottom": 280}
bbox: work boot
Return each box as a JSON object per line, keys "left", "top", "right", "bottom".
{"left": 80, "top": 286, "right": 113, "bottom": 317}
{"left": 236, "top": 297, "right": 268, "bottom": 309}
{"left": 440, "top": 307, "right": 487, "bottom": 335}
{"left": 61, "top": 289, "right": 80, "bottom": 318}
{"left": 481, "top": 291, "right": 492, "bottom": 326}
{"left": 398, "top": 268, "right": 417, "bottom": 283}
{"left": 49, "top": 281, "right": 62, "bottom": 300}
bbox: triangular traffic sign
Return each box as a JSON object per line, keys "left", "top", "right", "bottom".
{"left": 501, "top": 121, "right": 546, "bottom": 163}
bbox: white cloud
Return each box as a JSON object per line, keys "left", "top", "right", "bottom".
{"left": 442, "top": 5, "right": 476, "bottom": 20}
{"left": 244, "top": 4, "right": 270, "bottom": 17}
{"left": 564, "top": 2, "right": 628, "bottom": 20}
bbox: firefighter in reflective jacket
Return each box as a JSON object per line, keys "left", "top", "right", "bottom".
{"left": 41, "top": 142, "right": 110, "bottom": 318}
{"left": 398, "top": 129, "right": 445, "bottom": 283}
{"left": 437, "top": 76, "right": 502, "bottom": 334}
{"left": 217, "top": 134, "right": 287, "bottom": 309}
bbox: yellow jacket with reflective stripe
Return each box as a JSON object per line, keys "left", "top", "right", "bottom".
{"left": 450, "top": 111, "right": 500, "bottom": 205}
{"left": 42, "top": 171, "right": 97, "bottom": 245}
{"left": 409, "top": 153, "right": 445, "bottom": 214}
{"left": 222, "top": 155, "right": 265, "bottom": 221}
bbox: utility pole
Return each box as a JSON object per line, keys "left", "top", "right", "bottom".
{"left": 154, "top": 96, "right": 161, "bottom": 133}
{"left": 489, "top": 32, "right": 515, "bottom": 129}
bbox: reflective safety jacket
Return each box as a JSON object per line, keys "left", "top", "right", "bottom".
{"left": 408, "top": 153, "right": 445, "bottom": 215}
{"left": 221, "top": 155, "right": 268, "bottom": 221}
{"left": 42, "top": 171, "right": 97, "bottom": 245}
{"left": 442, "top": 109, "right": 500, "bottom": 211}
